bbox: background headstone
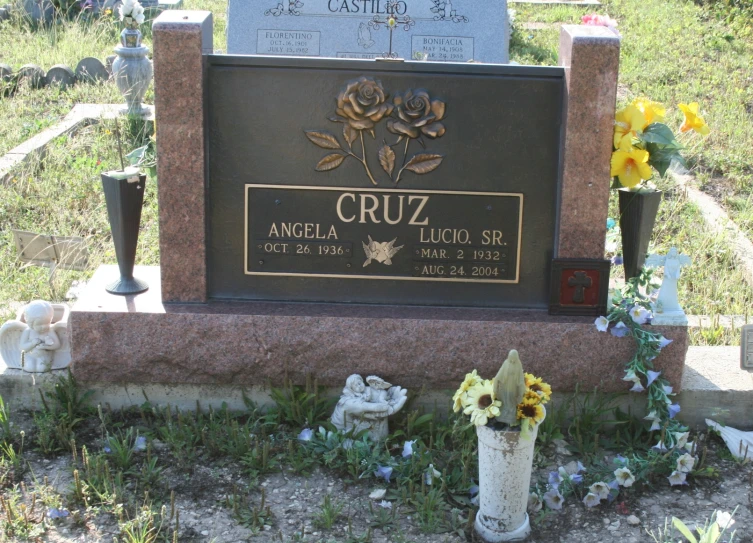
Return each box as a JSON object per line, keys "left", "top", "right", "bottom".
{"left": 45, "top": 64, "right": 76, "bottom": 90}
{"left": 0, "top": 64, "right": 11, "bottom": 81}
{"left": 227, "top": 0, "right": 509, "bottom": 63}
{"left": 0, "top": 6, "right": 10, "bottom": 21}
{"left": 17, "top": 64, "right": 46, "bottom": 88}
{"left": 75, "top": 57, "right": 109, "bottom": 83}
{"left": 105, "top": 54, "right": 117, "bottom": 75}
{"left": 21, "top": 0, "right": 53, "bottom": 23}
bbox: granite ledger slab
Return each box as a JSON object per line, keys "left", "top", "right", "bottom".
{"left": 227, "top": 0, "right": 509, "bottom": 63}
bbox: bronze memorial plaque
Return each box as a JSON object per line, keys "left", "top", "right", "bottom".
{"left": 245, "top": 185, "right": 522, "bottom": 282}
{"left": 206, "top": 56, "right": 565, "bottom": 308}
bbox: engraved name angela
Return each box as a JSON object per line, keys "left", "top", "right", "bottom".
{"left": 245, "top": 185, "right": 523, "bottom": 283}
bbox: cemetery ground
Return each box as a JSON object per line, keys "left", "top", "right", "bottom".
{"left": 0, "top": 373, "right": 751, "bottom": 543}
{"left": 0, "top": 0, "right": 753, "bottom": 542}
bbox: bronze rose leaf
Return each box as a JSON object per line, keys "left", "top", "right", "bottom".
{"left": 305, "top": 130, "right": 342, "bottom": 150}
{"left": 404, "top": 153, "right": 444, "bottom": 175}
{"left": 343, "top": 124, "right": 358, "bottom": 147}
{"left": 378, "top": 144, "right": 396, "bottom": 176}
{"left": 315, "top": 153, "right": 346, "bottom": 172}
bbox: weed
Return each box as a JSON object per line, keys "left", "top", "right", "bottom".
{"left": 408, "top": 483, "right": 448, "bottom": 534}
{"left": 368, "top": 501, "right": 396, "bottom": 531}
{"left": 0, "top": 486, "right": 46, "bottom": 539}
{"left": 314, "top": 493, "right": 344, "bottom": 530}
{"left": 564, "top": 386, "right": 623, "bottom": 459}
{"left": 269, "top": 376, "right": 337, "bottom": 428}
{"left": 106, "top": 427, "right": 137, "bottom": 471}
{"left": 224, "top": 486, "right": 273, "bottom": 533}
{"left": 0, "top": 395, "right": 13, "bottom": 443}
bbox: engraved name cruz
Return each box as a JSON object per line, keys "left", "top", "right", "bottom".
{"left": 336, "top": 193, "right": 429, "bottom": 225}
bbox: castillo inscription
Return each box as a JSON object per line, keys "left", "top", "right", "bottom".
{"left": 245, "top": 185, "right": 523, "bottom": 283}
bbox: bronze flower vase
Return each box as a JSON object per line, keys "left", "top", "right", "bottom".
{"left": 618, "top": 188, "right": 663, "bottom": 281}
{"left": 101, "top": 168, "right": 149, "bottom": 295}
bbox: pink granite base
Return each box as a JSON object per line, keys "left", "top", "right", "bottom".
{"left": 69, "top": 266, "right": 689, "bottom": 392}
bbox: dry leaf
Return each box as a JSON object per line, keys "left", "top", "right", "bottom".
{"left": 305, "top": 130, "right": 342, "bottom": 150}
{"left": 315, "top": 153, "right": 346, "bottom": 171}
{"left": 404, "top": 153, "right": 444, "bottom": 175}
{"left": 379, "top": 145, "right": 396, "bottom": 176}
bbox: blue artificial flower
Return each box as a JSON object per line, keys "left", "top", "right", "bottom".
{"left": 576, "top": 461, "right": 586, "bottom": 473}
{"left": 543, "top": 489, "right": 564, "bottom": 510}
{"left": 607, "top": 218, "right": 616, "bottom": 230}
{"left": 668, "top": 403, "right": 681, "bottom": 419}
{"left": 583, "top": 492, "right": 601, "bottom": 508}
{"left": 375, "top": 465, "right": 393, "bottom": 483}
{"left": 570, "top": 473, "right": 584, "bottom": 485}
{"left": 611, "top": 255, "right": 623, "bottom": 266}
{"left": 610, "top": 322, "right": 629, "bottom": 338}
{"left": 469, "top": 485, "right": 479, "bottom": 498}
{"left": 297, "top": 428, "right": 313, "bottom": 442}
{"left": 402, "top": 440, "right": 415, "bottom": 458}
{"left": 103, "top": 446, "right": 112, "bottom": 454}
{"left": 134, "top": 436, "right": 147, "bottom": 451}
{"left": 614, "top": 455, "right": 627, "bottom": 465}
{"left": 548, "top": 471, "right": 563, "bottom": 487}
{"left": 658, "top": 336, "right": 673, "bottom": 349}
{"left": 48, "top": 508, "right": 69, "bottom": 519}
{"left": 629, "top": 382, "right": 645, "bottom": 393}
{"left": 646, "top": 370, "right": 662, "bottom": 387}
{"left": 663, "top": 385, "right": 674, "bottom": 395}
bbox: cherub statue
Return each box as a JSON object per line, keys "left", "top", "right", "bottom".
{"left": 646, "top": 247, "right": 692, "bottom": 325}
{"left": 0, "top": 300, "right": 70, "bottom": 372}
{"left": 330, "top": 374, "right": 408, "bottom": 440}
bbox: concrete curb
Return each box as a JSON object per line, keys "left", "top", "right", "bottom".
{"left": 1, "top": 347, "right": 749, "bottom": 429}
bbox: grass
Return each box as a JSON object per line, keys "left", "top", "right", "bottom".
{"left": 0, "top": 121, "right": 158, "bottom": 322}
{"left": 0, "top": 0, "right": 227, "bottom": 155}
{"left": 512, "top": 0, "right": 753, "bottom": 239}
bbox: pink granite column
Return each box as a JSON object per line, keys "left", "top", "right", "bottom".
{"left": 152, "top": 11, "right": 213, "bottom": 302}
{"left": 557, "top": 25, "right": 620, "bottom": 259}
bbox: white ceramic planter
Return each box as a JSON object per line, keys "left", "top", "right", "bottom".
{"left": 474, "top": 422, "right": 539, "bottom": 542}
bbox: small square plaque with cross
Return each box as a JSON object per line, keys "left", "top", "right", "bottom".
{"left": 549, "top": 259, "right": 611, "bottom": 316}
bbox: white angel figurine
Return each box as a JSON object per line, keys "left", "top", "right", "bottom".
{"left": 0, "top": 300, "right": 71, "bottom": 372}
{"left": 646, "top": 248, "right": 692, "bottom": 324}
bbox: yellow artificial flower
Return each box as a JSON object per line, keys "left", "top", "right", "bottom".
{"left": 610, "top": 146, "right": 652, "bottom": 188}
{"left": 463, "top": 380, "right": 501, "bottom": 426}
{"left": 524, "top": 372, "right": 540, "bottom": 388}
{"left": 453, "top": 370, "right": 482, "bottom": 412}
{"left": 517, "top": 398, "right": 545, "bottom": 424}
{"left": 631, "top": 97, "right": 665, "bottom": 126}
{"left": 524, "top": 373, "right": 552, "bottom": 403}
{"left": 614, "top": 105, "right": 647, "bottom": 149}
{"left": 679, "top": 102, "right": 710, "bottom": 135}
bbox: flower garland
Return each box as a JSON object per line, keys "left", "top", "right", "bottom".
{"left": 594, "top": 271, "right": 688, "bottom": 449}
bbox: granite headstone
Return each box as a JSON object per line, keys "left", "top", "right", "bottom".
{"left": 227, "top": 0, "right": 509, "bottom": 63}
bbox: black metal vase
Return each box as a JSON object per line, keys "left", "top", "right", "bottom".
{"left": 101, "top": 170, "right": 149, "bottom": 295}
{"left": 618, "top": 188, "right": 663, "bottom": 281}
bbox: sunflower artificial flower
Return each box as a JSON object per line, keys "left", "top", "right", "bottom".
{"left": 463, "top": 380, "right": 501, "bottom": 426}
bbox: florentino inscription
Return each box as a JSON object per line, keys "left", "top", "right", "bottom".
{"left": 245, "top": 185, "right": 523, "bottom": 282}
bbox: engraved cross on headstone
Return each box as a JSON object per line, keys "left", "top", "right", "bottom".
{"left": 568, "top": 271, "right": 592, "bottom": 304}
{"left": 369, "top": 0, "right": 415, "bottom": 59}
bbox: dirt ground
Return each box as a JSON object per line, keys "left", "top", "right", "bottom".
{"left": 18, "top": 429, "right": 751, "bottom": 543}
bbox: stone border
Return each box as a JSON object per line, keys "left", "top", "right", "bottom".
{"left": 0, "top": 103, "right": 154, "bottom": 184}
{"left": 670, "top": 169, "right": 753, "bottom": 289}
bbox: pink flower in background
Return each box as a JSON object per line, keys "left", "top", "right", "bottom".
{"left": 581, "top": 13, "right": 621, "bottom": 37}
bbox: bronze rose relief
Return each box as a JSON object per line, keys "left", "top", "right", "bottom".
{"left": 305, "top": 77, "right": 446, "bottom": 186}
